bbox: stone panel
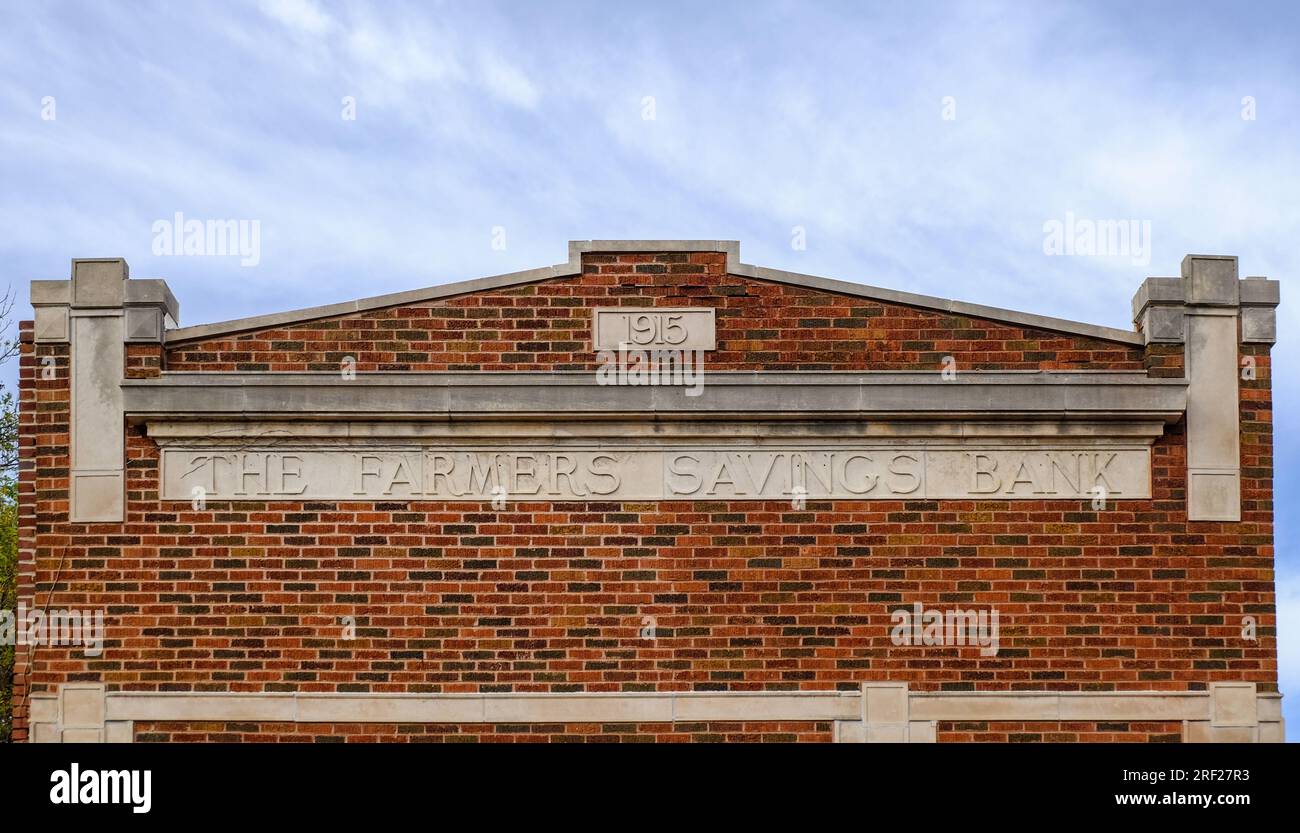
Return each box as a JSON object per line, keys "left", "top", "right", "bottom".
{"left": 34, "top": 306, "right": 69, "bottom": 343}
{"left": 1185, "top": 311, "right": 1240, "bottom": 521}
{"left": 592, "top": 307, "right": 716, "bottom": 350}
{"left": 160, "top": 444, "right": 1152, "bottom": 501}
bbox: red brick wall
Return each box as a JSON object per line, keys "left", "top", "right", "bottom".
{"left": 13, "top": 251, "right": 1276, "bottom": 743}
{"left": 936, "top": 721, "right": 1182, "bottom": 743}
{"left": 125, "top": 343, "right": 163, "bottom": 379}
{"left": 134, "top": 720, "right": 833, "bottom": 743}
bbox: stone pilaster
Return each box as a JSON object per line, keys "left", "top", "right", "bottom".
{"left": 30, "top": 258, "right": 177, "bottom": 522}
{"left": 1132, "top": 255, "right": 1279, "bottom": 522}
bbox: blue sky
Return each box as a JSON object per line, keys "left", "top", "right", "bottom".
{"left": 2, "top": 0, "right": 1297, "bottom": 736}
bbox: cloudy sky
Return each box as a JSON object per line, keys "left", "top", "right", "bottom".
{"left": 2, "top": 0, "right": 1297, "bottom": 735}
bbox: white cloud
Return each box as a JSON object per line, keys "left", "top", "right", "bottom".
{"left": 344, "top": 21, "right": 465, "bottom": 87}
{"left": 479, "top": 52, "right": 540, "bottom": 109}
{"left": 258, "top": 0, "right": 333, "bottom": 36}
{"left": 257, "top": 2, "right": 538, "bottom": 112}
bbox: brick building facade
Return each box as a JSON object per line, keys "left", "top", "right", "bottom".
{"left": 14, "top": 241, "right": 1283, "bottom": 742}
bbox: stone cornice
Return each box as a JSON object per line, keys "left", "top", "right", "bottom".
{"left": 121, "top": 370, "right": 1186, "bottom": 423}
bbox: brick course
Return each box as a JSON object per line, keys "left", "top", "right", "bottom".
{"left": 936, "top": 721, "right": 1182, "bottom": 743}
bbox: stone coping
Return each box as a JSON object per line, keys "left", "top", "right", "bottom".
{"left": 158, "top": 240, "right": 1145, "bottom": 346}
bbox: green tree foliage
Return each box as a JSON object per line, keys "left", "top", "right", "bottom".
{"left": 1, "top": 289, "right": 19, "bottom": 742}
{"left": 1, "top": 475, "right": 15, "bottom": 742}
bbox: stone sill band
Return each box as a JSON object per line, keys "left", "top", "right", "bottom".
{"left": 29, "top": 683, "right": 1284, "bottom": 744}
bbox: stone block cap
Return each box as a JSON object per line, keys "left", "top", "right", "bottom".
{"left": 1131, "top": 254, "right": 1278, "bottom": 345}
{"left": 71, "top": 258, "right": 129, "bottom": 308}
